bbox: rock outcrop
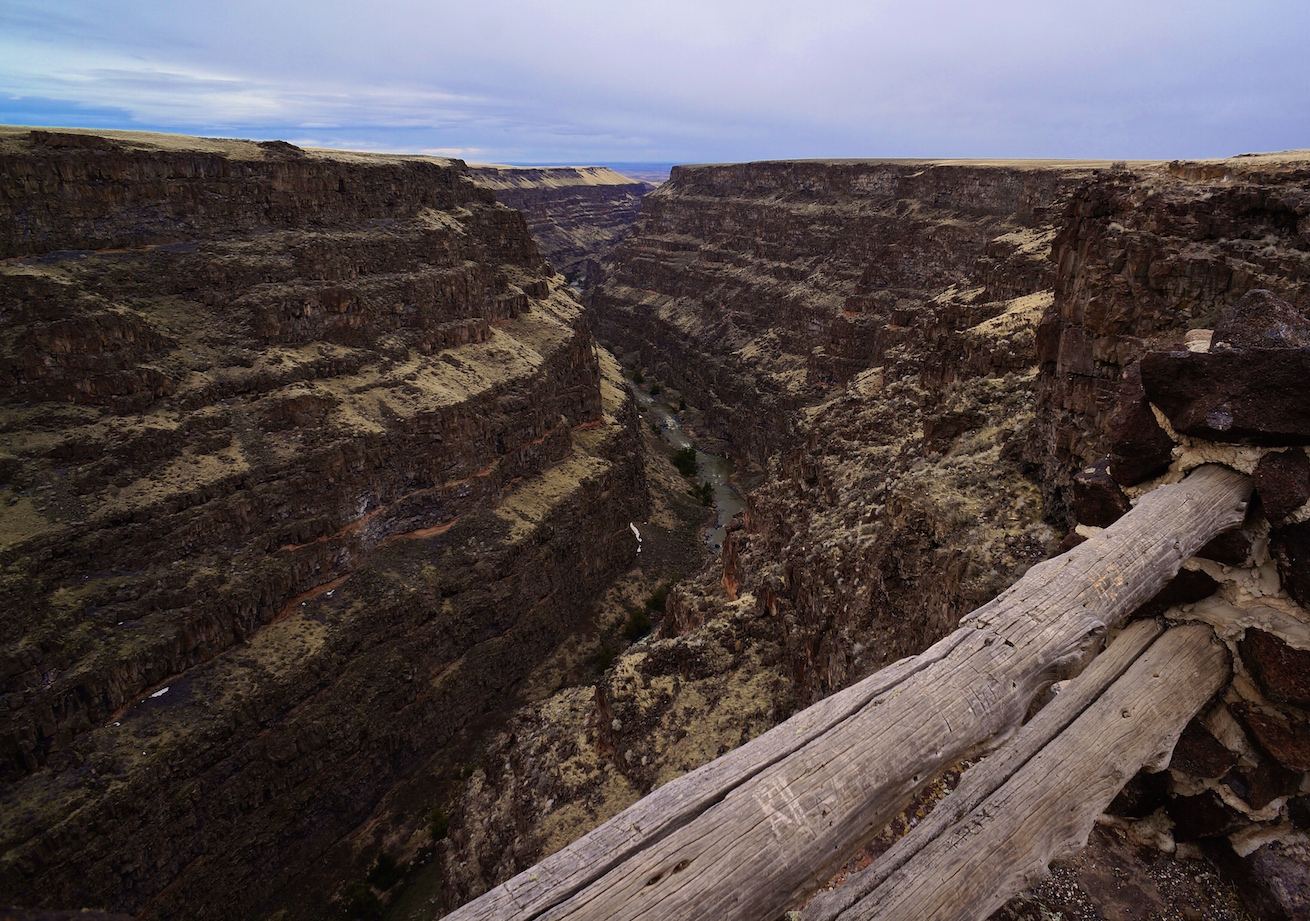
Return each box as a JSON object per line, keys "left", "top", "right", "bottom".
{"left": 1028, "top": 154, "right": 1310, "bottom": 522}
{"left": 469, "top": 166, "right": 653, "bottom": 282}
{"left": 0, "top": 128, "right": 646, "bottom": 920}
{"left": 445, "top": 155, "right": 1310, "bottom": 921}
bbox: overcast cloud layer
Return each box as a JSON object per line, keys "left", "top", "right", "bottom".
{"left": 1, "top": 0, "right": 1307, "bottom": 163}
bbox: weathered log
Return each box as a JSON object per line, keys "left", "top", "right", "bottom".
{"left": 447, "top": 464, "right": 1250, "bottom": 921}
{"left": 818, "top": 623, "right": 1230, "bottom": 921}
{"left": 444, "top": 629, "right": 974, "bottom": 920}
{"left": 804, "top": 616, "right": 1167, "bottom": 921}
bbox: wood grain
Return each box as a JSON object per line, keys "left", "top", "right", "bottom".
{"left": 804, "top": 616, "right": 1166, "bottom": 921}
{"left": 825, "top": 624, "right": 1229, "bottom": 921}
{"left": 448, "top": 464, "right": 1250, "bottom": 921}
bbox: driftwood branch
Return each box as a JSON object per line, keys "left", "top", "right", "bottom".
{"left": 446, "top": 464, "right": 1250, "bottom": 921}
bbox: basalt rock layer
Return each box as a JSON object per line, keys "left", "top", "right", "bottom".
{"left": 591, "top": 159, "right": 1121, "bottom": 696}
{"left": 469, "top": 166, "right": 653, "bottom": 282}
{"left": 1028, "top": 153, "right": 1310, "bottom": 523}
{"left": 0, "top": 128, "right": 645, "bottom": 920}
{"left": 443, "top": 160, "right": 1119, "bottom": 902}
{"left": 591, "top": 160, "right": 1108, "bottom": 464}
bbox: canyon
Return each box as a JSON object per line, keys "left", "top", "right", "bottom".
{"left": 467, "top": 166, "right": 653, "bottom": 283}
{"left": 2, "top": 128, "right": 1309, "bottom": 921}
{"left": 447, "top": 155, "right": 1310, "bottom": 920}
{"left": 0, "top": 128, "right": 647, "bottom": 920}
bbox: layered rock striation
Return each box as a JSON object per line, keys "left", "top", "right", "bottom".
{"left": 469, "top": 165, "right": 653, "bottom": 282}
{"left": 1028, "top": 153, "right": 1310, "bottom": 522}
{"left": 591, "top": 159, "right": 1117, "bottom": 695}
{"left": 443, "top": 159, "right": 1115, "bottom": 901}
{"left": 591, "top": 160, "right": 1100, "bottom": 463}
{"left": 0, "top": 128, "right": 645, "bottom": 919}
{"left": 447, "top": 155, "right": 1310, "bottom": 920}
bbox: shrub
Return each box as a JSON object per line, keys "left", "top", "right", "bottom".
{"left": 632, "top": 369, "right": 645, "bottom": 384}
{"left": 343, "top": 881, "right": 381, "bottom": 919}
{"left": 429, "top": 809, "right": 450, "bottom": 841}
{"left": 644, "top": 584, "right": 670, "bottom": 614}
{"left": 678, "top": 398, "right": 686, "bottom": 411}
{"left": 650, "top": 383, "right": 662, "bottom": 395}
{"left": 594, "top": 641, "right": 617, "bottom": 672}
{"left": 672, "top": 446, "right": 698, "bottom": 477}
{"left": 367, "top": 853, "right": 404, "bottom": 891}
{"left": 692, "top": 481, "right": 715, "bottom": 506}
{"left": 623, "top": 608, "right": 653, "bottom": 642}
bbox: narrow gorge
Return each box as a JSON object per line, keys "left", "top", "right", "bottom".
{"left": 2, "top": 130, "right": 1309, "bottom": 921}
{"left": 449, "top": 155, "right": 1310, "bottom": 920}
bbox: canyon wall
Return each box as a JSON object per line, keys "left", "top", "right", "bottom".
{"left": 0, "top": 128, "right": 646, "bottom": 919}
{"left": 590, "top": 159, "right": 1116, "bottom": 692}
{"left": 469, "top": 165, "right": 653, "bottom": 281}
{"left": 444, "top": 159, "right": 1112, "bottom": 902}
{"left": 1028, "top": 154, "right": 1310, "bottom": 524}
{"left": 446, "top": 156, "right": 1310, "bottom": 920}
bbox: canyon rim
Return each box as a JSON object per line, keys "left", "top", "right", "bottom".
{"left": 1, "top": 128, "right": 1309, "bottom": 921}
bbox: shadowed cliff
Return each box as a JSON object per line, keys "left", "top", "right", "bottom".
{"left": 444, "top": 155, "right": 1310, "bottom": 921}
{"left": 0, "top": 127, "right": 647, "bottom": 920}
{"left": 469, "top": 165, "right": 653, "bottom": 282}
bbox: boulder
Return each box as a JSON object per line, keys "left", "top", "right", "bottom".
{"left": 1055, "top": 530, "right": 1087, "bottom": 555}
{"left": 1134, "top": 567, "right": 1220, "bottom": 619}
{"left": 1139, "top": 347, "right": 1310, "bottom": 445}
{"left": 1072, "top": 457, "right": 1133, "bottom": 526}
{"left": 1240, "top": 628, "right": 1310, "bottom": 708}
{"left": 1211, "top": 289, "right": 1310, "bottom": 350}
{"left": 1233, "top": 757, "right": 1301, "bottom": 810}
{"left": 1107, "top": 361, "right": 1176, "bottom": 486}
{"left": 1074, "top": 455, "right": 1137, "bottom": 526}
{"left": 1252, "top": 448, "right": 1304, "bottom": 521}
{"left": 1253, "top": 449, "right": 1310, "bottom": 525}
{"left": 1269, "top": 521, "right": 1310, "bottom": 607}
{"left": 1225, "top": 839, "right": 1310, "bottom": 921}
{"left": 1168, "top": 789, "right": 1247, "bottom": 840}
{"left": 1168, "top": 717, "right": 1238, "bottom": 779}
{"left": 1290, "top": 794, "right": 1310, "bottom": 830}
{"left": 1232, "top": 703, "right": 1310, "bottom": 772}
{"left": 1197, "top": 528, "right": 1254, "bottom": 567}
{"left": 1106, "top": 769, "right": 1170, "bottom": 818}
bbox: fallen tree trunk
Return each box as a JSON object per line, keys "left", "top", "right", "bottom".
{"left": 807, "top": 621, "right": 1229, "bottom": 920}
{"left": 447, "top": 464, "right": 1250, "bottom": 921}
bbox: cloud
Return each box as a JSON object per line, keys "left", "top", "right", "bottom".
{"left": 1, "top": 0, "right": 1307, "bottom": 162}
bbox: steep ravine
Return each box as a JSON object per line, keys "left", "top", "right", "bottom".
{"left": 469, "top": 165, "right": 654, "bottom": 283}
{"left": 444, "top": 158, "right": 1108, "bottom": 902}
{"left": 442, "top": 156, "right": 1310, "bottom": 920}
{"left": 0, "top": 128, "right": 648, "bottom": 920}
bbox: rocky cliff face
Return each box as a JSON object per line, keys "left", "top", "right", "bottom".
{"left": 590, "top": 160, "right": 1116, "bottom": 694}
{"left": 0, "top": 128, "right": 646, "bottom": 919}
{"left": 1028, "top": 154, "right": 1310, "bottom": 523}
{"left": 445, "top": 155, "right": 1310, "bottom": 920}
{"left": 443, "top": 159, "right": 1111, "bottom": 901}
{"left": 469, "top": 166, "right": 652, "bottom": 281}
{"left": 591, "top": 160, "right": 1096, "bottom": 463}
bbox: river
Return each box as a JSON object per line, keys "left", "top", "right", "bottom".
{"left": 630, "top": 385, "right": 745, "bottom": 552}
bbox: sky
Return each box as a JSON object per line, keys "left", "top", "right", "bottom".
{"left": 1, "top": 0, "right": 1307, "bottom": 165}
